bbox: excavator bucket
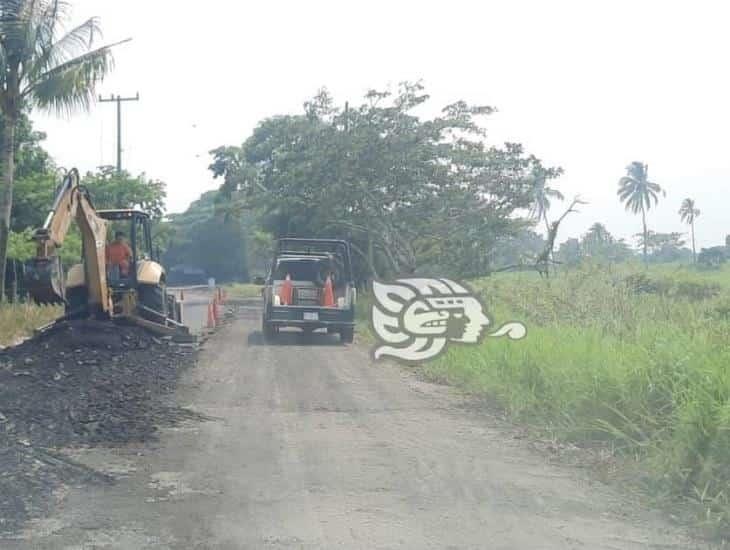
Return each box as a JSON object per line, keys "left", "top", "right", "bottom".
{"left": 25, "top": 256, "right": 66, "bottom": 305}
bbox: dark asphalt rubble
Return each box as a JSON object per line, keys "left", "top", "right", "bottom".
{"left": 0, "top": 320, "right": 199, "bottom": 535}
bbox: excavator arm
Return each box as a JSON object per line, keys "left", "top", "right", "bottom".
{"left": 25, "top": 169, "right": 111, "bottom": 314}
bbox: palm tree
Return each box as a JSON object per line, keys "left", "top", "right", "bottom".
{"left": 679, "top": 198, "right": 700, "bottom": 263}
{"left": 617, "top": 162, "right": 664, "bottom": 264}
{"left": 529, "top": 171, "right": 564, "bottom": 234}
{"left": 585, "top": 222, "right": 612, "bottom": 244}
{"left": 0, "top": 0, "right": 122, "bottom": 299}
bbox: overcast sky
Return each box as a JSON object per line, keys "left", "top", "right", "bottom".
{"left": 34, "top": 0, "right": 729, "bottom": 249}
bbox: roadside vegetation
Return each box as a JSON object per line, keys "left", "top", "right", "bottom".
{"left": 224, "top": 283, "right": 261, "bottom": 299}
{"left": 421, "top": 263, "right": 730, "bottom": 536}
{"left": 0, "top": 303, "right": 60, "bottom": 347}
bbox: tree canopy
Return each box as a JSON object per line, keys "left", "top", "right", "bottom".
{"left": 81, "top": 166, "right": 167, "bottom": 220}
{"left": 0, "top": 0, "right": 119, "bottom": 299}
{"left": 8, "top": 157, "right": 167, "bottom": 265}
{"left": 209, "top": 83, "right": 561, "bottom": 280}
{"left": 161, "top": 190, "right": 250, "bottom": 283}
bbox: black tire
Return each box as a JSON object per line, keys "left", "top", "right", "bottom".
{"left": 138, "top": 284, "right": 166, "bottom": 320}
{"left": 262, "top": 319, "right": 277, "bottom": 341}
{"left": 65, "top": 286, "right": 88, "bottom": 317}
{"left": 339, "top": 326, "right": 354, "bottom": 343}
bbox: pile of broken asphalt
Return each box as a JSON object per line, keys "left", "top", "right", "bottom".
{"left": 0, "top": 320, "right": 200, "bottom": 535}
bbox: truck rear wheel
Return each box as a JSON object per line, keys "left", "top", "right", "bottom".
{"left": 339, "top": 326, "right": 354, "bottom": 343}
{"left": 262, "top": 319, "right": 277, "bottom": 341}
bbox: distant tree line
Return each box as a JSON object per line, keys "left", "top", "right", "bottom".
{"left": 161, "top": 191, "right": 250, "bottom": 284}
{"left": 5, "top": 81, "right": 728, "bottom": 294}
{"left": 4, "top": 112, "right": 252, "bottom": 289}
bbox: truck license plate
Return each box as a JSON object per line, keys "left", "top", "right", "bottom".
{"left": 303, "top": 312, "right": 319, "bottom": 321}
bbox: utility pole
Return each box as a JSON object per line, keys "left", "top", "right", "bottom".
{"left": 99, "top": 92, "right": 139, "bottom": 173}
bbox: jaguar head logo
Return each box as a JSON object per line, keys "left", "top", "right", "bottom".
{"left": 371, "top": 278, "right": 526, "bottom": 363}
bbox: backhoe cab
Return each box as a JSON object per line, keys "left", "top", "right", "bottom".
{"left": 24, "top": 169, "right": 188, "bottom": 339}
{"left": 65, "top": 209, "right": 172, "bottom": 319}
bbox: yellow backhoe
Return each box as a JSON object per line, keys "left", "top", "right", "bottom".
{"left": 24, "top": 168, "right": 190, "bottom": 339}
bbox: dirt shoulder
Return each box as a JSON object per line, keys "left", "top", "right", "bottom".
{"left": 0, "top": 320, "right": 198, "bottom": 535}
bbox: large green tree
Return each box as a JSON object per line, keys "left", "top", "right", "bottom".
{"left": 617, "top": 162, "right": 664, "bottom": 264}
{"left": 0, "top": 0, "right": 119, "bottom": 299}
{"left": 81, "top": 166, "right": 166, "bottom": 220}
{"left": 210, "top": 83, "right": 559, "bottom": 280}
{"left": 8, "top": 166, "right": 167, "bottom": 264}
{"left": 7, "top": 111, "right": 57, "bottom": 231}
{"left": 161, "top": 190, "right": 250, "bottom": 282}
{"left": 679, "top": 198, "right": 700, "bottom": 263}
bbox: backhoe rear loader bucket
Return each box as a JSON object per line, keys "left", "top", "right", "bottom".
{"left": 25, "top": 256, "right": 66, "bottom": 305}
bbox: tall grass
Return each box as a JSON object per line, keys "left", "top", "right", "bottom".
{"left": 0, "top": 303, "right": 61, "bottom": 347}
{"left": 419, "top": 264, "right": 730, "bottom": 534}
{"left": 224, "top": 283, "right": 262, "bottom": 299}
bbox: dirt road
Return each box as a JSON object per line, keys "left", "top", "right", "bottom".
{"left": 5, "top": 304, "right": 694, "bottom": 549}
{"left": 170, "top": 287, "right": 217, "bottom": 336}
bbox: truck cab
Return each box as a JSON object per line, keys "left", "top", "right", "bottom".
{"left": 260, "top": 238, "right": 356, "bottom": 343}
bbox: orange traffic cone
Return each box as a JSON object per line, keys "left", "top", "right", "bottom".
{"left": 207, "top": 302, "right": 216, "bottom": 328}
{"left": 215, "top": 295, "right": 224, "bottom": 320}
{"left": 321, "top": 275, "right": 335, "bottom": 307}
{"left": 279, "top": 274, "right": 293, "bottom": 305}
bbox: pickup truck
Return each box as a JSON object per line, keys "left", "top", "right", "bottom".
{"left": 257, "top": 238, "right": 356, "bottom": 343}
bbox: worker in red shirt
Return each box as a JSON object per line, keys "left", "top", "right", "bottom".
{"left": 106, "top": 231, "right": 133, "bottom": 277}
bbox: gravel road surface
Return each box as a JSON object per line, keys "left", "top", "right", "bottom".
{"left": 5, "top": 302, "right": 695, "bottom": 549}
{"left": 170, "top": 287, "right": 216, "bottom": 336}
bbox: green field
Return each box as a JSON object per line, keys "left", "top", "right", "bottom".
{"left": 364, "top": 264, "right": 730, "bottom": 536}
{"left": 224, "top": 283, "right": 263, "bottom": 300}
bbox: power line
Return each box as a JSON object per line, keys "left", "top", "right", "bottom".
{"left": 98, "top": 92, "right": 140, "bottom": 173}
